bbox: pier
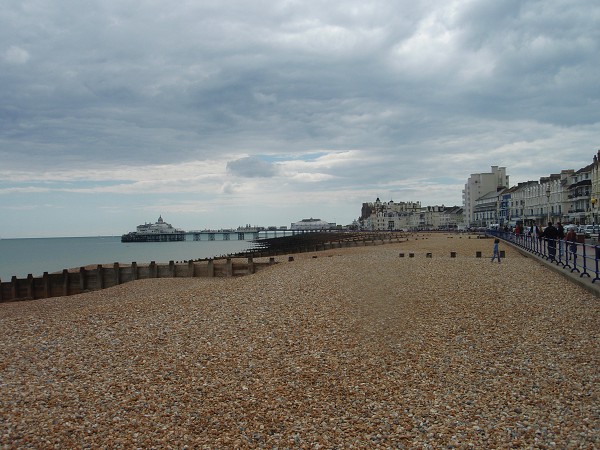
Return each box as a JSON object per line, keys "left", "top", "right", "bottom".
{"left": 187, "top": 229, "right": 324, "bottom": 241}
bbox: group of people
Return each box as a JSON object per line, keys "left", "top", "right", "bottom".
{"left": 494, "top": 221, "right": 579, "bottom": 263}
{"left": 528, "top": 221, "right": 579, "bottom": 261}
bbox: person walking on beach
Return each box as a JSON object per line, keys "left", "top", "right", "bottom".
{"left": 541, "top": 222, "right": 558, "bottom": 261}
{"left": 491, "top": 238, "right": 501, "bottom": 263}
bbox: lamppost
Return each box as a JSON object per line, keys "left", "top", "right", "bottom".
{"left": 546, "top": 186, "right": 551, "bottom": 224}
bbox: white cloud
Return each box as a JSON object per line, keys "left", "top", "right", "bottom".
{"left": 3, "top": 45, "right": 30, "bottom": 64}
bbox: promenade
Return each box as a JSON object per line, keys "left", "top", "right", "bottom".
{"left": 1, "top": 233, "right": 598, "bottom": 448}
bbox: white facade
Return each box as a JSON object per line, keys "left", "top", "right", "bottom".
{"left": 291, "top": 218, "right": 334, "bottom": 230}
{"left": 136, "top": 216, "right": 183, "bottom": 234}
{"left": 462, "top": 166, "right": 509, "bottom": 227}
{"left": 361, "top": 198, "right": 462, "bottom": 230}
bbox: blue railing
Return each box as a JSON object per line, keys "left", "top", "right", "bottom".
{"left": 488, "top": 230, "right": 600, "bottom": 283}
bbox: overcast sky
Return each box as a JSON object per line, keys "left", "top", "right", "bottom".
{"left": 1, "top": 0, "right": 599, "bottom": 237}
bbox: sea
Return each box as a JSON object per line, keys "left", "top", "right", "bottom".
{"left": 0, "top": 235, "right": 260, "bottom": 281}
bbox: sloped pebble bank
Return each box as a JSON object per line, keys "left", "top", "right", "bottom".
{"left": 1, "top": 234, "right": 598, "bottom": 448}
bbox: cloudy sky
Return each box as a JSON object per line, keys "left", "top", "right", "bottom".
{"left": 1, "top": 0, "right": 599, "bottom": 237}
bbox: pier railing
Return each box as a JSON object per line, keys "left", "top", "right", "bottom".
{"left": 488, "top": 230, "right": 600, "bottom": 283}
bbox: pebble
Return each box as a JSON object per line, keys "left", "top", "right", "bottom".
{"left": 0, "top": 233, "right": 598, "bottom": 448}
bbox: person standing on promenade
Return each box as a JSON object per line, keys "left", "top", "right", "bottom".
{"left": 557, "top": 222, "right": 565, "bottom": 260}
{"left": 491, "top": 238, "right": 501, "bottom": 263}
{"left": 565, "top": 226, "right": 577, "bottom": 260}
{"left": 557, "top": 222, "right": 565, "bottom": 240}
{"left": 541, "top": 222, "right": 559, "bottom": 261}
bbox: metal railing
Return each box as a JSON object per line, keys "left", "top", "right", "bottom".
{"left": 488, "top": 230, "right": 600, "bottom": 283}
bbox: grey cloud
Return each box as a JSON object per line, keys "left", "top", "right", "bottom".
{"left": 0, "top": 0, "right": 598, "bottom": 173}
{"left": 226, "top": 156, "right": 279, "bottom": 178}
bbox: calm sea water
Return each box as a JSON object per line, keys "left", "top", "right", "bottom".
{"left": 0, "top": 236, "right": 257, "bottom": 281}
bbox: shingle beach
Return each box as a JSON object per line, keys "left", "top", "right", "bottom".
{"left": 1, "top": 234, "right": 598, "bottom": 448}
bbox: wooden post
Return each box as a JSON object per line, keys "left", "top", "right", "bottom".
{"left": 96, "top": 265, "right": 103, "bottom": 290}
{"left": 269, "top": 257, "right": 275, "bottom": 265}
{"left": 247, "top": 257, "right": 255, "bottom": 274}
{"left": 26, "top": 274, "right": 34, "bottom": 299}
{"left": 43, "top": 272, "right": 50, "bottom": 298}
{"left": 62, "top": 269, "right": 69, "bottom": 296}
{"left": 131, "top": 262, "right": 138, "bottom": 281}
{"left": 114, "top": 263, "right": 120, "bottom": 285}
{"left": 226, "top": 258, "right": 233, "bottom": 277}
{"left": 208, "top": 259, "right": 215, "bottom": 277}
{"left": 188, "top": 260, "right": 194, "bottom": 277}
{"left": 451, "top": 252, "right": 457, "bottom": 258}
{"left": 476, "top": 251, "right": 482, "bottom": 258}
{"left": 79, "top": 267, "right": 86, "bottom": 292}
{"left": 150, "top": 261, "right": 156, "bottom": 278}
{"left": 11, "top": 276, "right": 17, "bottom": 301}
{"left": 169, "top": 261, "right": 175, "bottom": 277}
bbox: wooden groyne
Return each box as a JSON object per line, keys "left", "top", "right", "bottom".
{"left": 1, "top": 231, "right": 408, "bottom": 304}
{"left": 236, "top": 231, "right": 408, "bottom": 257}
{"left": 0, "top": 258, "right": 274, "bottom": 303}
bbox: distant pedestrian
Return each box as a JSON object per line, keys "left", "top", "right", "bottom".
{"left": 491, "top": 238, "right": 501, "bottom": 263}
{"left": 565, "top": 226, "right": 577, "bottom": 255}
{"left": 541, "top": 222, "right": 558, "bottom": 261}
{"left": 557, "top": 222, "right": 565, "bottom": 240}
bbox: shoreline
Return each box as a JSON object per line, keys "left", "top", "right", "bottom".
{"left": 1, "top": 234, "right": 598, "bottom": 448}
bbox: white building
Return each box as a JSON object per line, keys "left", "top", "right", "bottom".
{"left": 463, "top": 166, "right": 509, "bottom": 227}
{"left": 291, "top": 218, "right": 334, "bottom": 230}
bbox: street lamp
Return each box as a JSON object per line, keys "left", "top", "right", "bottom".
{"left": 546, "top": 186, "right": 551, "bottom": 224}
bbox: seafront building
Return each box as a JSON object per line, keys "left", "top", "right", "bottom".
{"left": 360, "top": 150, "right": 600, "bottom": 230}
{"left": 462, "top": 166, "right": 510, "bottom": 228}
{"left": 463, "top": 151, "right": 598, "bottom": 228}
{"left": 290, "top": 218, "right": 336, "bottom": 230}
{"left": 359, "top": 198, "right": 462, "bottom": 231}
